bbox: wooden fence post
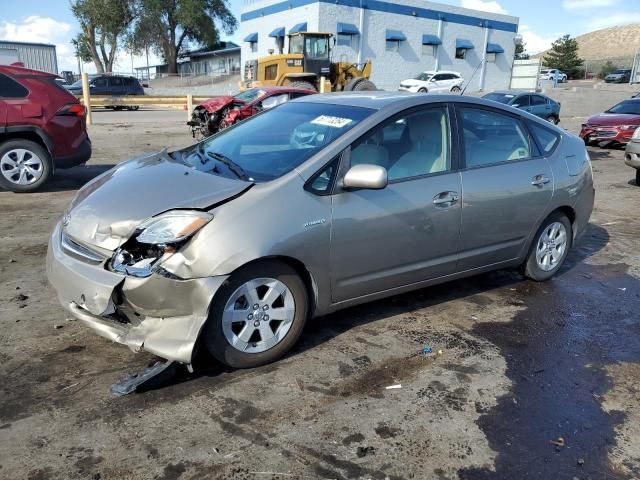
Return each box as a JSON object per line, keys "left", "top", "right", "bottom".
{"left": 186, "top": 94, "right": 193, "bottom": 120}
{"left": 319, "top": 76, "right": 326, "bottom": 93}
{"left": 81, "top": 72, "right": 92, "bottom": 126}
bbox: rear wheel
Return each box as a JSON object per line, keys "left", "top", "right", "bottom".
{"left": 289, "top": 81, "right": 316, "bottom": 92}
{"left": 0, "top": 139, "right": 52, "bottom": 193}
{"left": 203, "top": 261, "right": 308, "bottom": 368}
{"left": 522, "top": 212, "right": 572, "bottom": 281}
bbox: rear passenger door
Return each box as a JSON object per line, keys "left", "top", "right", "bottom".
{"left": 108, "top": 77, "right": 125, "bottom": 95}
{"left": 455, "top": 105, "right": 553, "bottom": 271}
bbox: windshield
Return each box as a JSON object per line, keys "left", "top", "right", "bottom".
{"left": 233, "top": 88, "right": 266, "bottom": 103}
{"left": 182, "top": 102, "right": 374, "bottom": 182}
{"left": 612, "top": 70, "right": 629, "bottom": 75}
{"left": 606, "top": 100, "right": 640, "bottom": 115}
{"left": 69, "top": 79, "right": 83, "bottom": 88}
{"left": 415, "top": 73, "right": 432, "bottom": 81}
{"left": 305, "top": 36, "right": 329, "bottom": 59}
{"left": 483, "top": 92, "right": 516, "bottom": 104}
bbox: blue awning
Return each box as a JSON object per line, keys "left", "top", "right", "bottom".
{"left": 422, "top": 34, "right": 442, "bottom": 45}
{"left": 456, "top": 39, "right": 475, "bottom": 49}
{"left": 486, "top": 42, "right": 504, "bottom": 53}
{"left": 386, "top": 30, "right": 407, "bottom": 41}
{"left": 243, "top": 32, "right": 258, "bottom": 43}
{"left": 337, "top": 22, "right": 359, "bottom": 35}
{"left": 290, "top": 22, "right": 307, "bottom": 33}
{"left": 269, "top": 27, "right": 285, "bottom": 38}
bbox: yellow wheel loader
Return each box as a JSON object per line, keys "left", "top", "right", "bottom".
{"left": 240, "top": 32, "right": 376, "bottom": 92}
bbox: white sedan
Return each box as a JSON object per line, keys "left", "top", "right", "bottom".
{"left": 539, "top": 69, "right": 567, "bottom": 83}
{"left": 398, "top": 71, "right": 465, "bottom": 94}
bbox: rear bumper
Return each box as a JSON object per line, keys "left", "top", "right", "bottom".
{"left": 46, "top": 221, "right": 228, "bottom": 363}
{"left": 54, "top": 137, "right": 92, "bottom": 169}
{"left": 625, "top": 141, "right": 640, "bottom": 169}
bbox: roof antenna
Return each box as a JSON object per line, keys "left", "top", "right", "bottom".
{"left": 461, "top": 59, "right": 485, "bottom": 95}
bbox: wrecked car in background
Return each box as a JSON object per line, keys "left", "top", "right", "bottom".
{"left": 187, "top": 86, "right": 315, "bottom": 138}
{"left": 47, "top": 93, "right": 594, "bottom": 371}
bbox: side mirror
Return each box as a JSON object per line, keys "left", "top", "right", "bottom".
{"left": 512, "top": 103, "right": 520, "bottom": 108}
{"left": 343, "top": 164, "right": 388, "bottom": 190}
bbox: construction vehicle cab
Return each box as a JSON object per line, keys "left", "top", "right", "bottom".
{"left": 241, "top": 32, "right": 376, "bottom": 92}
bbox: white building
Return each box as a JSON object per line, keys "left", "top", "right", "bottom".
{"left": 240, "top": 0, "right": 519, "bottom": 91}
{"left": 0, "top": 40, "right": 58, "bottom": 74}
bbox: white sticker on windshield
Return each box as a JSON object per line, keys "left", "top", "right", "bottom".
{"left": 311, "top": 115, "right": 353, "bottom": 128}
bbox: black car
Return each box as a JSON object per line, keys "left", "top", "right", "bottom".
{"left": 67, "top": 75, "right": 145, "bottom": 110}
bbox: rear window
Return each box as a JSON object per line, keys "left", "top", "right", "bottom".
{"left": 0, "top": 73, "right": 29, "bottom": 98}
{"left": 529, "top": 122, "right": 560, "bottom": 155}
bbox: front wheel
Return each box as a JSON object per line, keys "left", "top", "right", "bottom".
{"left": 635, "top": 168, "right": 640, "bottom": 186}
{"left": 451, "top": 86, "right": 462, "bottom": 93}
{"left": 522, "top": 212, "right": 572, "bottom": 281}
{"left": 289, "top": 81, "right": 316, "bottom": 92}
{"left": 418, "top": 87, "right": 428, "bottom": 93}
{"left": 203, "top": 261, "right": 308, "bottom": 368}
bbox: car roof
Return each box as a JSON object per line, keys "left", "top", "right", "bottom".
{"left": 423, "top": 70, "right": 460, "bottom": 75}
{"left": 256, "top": 86, "right": 315, "bottom": 94}
{"left": 0, "top": 64, "right": 56, "bottom": 77}
{"left": 294, "top": 91, "right": 517, "bottom": 110}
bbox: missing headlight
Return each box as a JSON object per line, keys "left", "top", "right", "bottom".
{"left": 110, "top": 238, "right": 177, "bottom": 278}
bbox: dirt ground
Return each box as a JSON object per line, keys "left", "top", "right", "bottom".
{"left": 0, "top": 107, "right": 639, "bottom": 480}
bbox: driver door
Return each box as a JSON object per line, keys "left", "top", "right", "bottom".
{"left": 330, "top": 105, "right": 462, "bottom": 302}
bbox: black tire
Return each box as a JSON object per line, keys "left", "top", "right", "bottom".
{"left": 522, "top": 211, "right": 572, "bottom": 281}
{"left": 289, "top": 81, "right": 316, "bottom": 92}
{"left": 343, "top": 77, "right": 363, "bottom": 91}
{"left": 353, "top": 79, "right": 376, "bottom": 91}
{"left": 418, "top": 87, "right": 428, "bottom": 93}
{"left": 203, "top": 261, "right": 309, "bottom": 368}
{"left": 0, "top": 139, "right": 52, "bottom": 193}
{"left": 547, "top": 115, "right": 559, "bottom": 125}
{"left": 635, "top": 169, "right": 640, "bottom": 186}
{"left": 451, "top": 86, "right": 462, "bottom": 93}
{"left": 127, "top": 106, "right": 139, "bottom": 111}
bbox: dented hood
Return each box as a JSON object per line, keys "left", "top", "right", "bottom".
{"left": 63, "top": 151, "right": 250, "bottom": 251}
{"left": 198, "top": 95, "right": 238, "bottom": 113}
{"left": 587, "top": 112, "right": 640, "bottom": 126}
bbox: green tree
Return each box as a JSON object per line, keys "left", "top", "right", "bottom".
{"left": 133, "top": 0, "right": 237, "bottom": 74}
{"left": 543, "top": 34, "right": 584, "bottom": 78}
{"left": 598, "top": 60, "right": 617, "bottom": 79}
{"left": 71, "top": 34, "right": 93, "bottom": 63}
{"left": 515, "top": 42, "right": 529, "bottom": 60}
{"left": 71, "top": 0, "right": 134, "bottom": 73}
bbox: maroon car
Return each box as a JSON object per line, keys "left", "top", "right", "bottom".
{"left": 0, "top": 64, "right": 91, "bottom": 192}
{"left": 188, "top": 86, "right": 315, "bottom": 138}
{"left": 580, "top": 98, "right": 640, "bottom": 146}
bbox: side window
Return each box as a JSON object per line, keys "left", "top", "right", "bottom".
{"left": 432, "top": 74, "right": 443, "bottom": 81}
{"left": 259, "top": 93, "right": 288, "bottom": 109}
{"left": 92, "top": 77, "right": 108, "bottom": 87}
{"left": 351, "top": 107, "right": 451, "bottom": 181}
{"left": 513, "top": 95, "right": 530, "bottom": 107}
{"left": 460, "top": 107, "right": 531, "bottom": 168}
{"left": 0, "top": 74, "right": 28, "bottom": 98}
{"left": 531, "top": 95, "right": 547, "bottom": 106}
{"left": 264, "top": 64, "right": 277, "bottom": 81}
{"left": 306, "top": 158, "right": 338, "bottom": 195}
{"left": 528, "top": 122, "right": 560, "bottom": 155}
{"left": 109, "top": 77, "right": 124, "bottom": 87}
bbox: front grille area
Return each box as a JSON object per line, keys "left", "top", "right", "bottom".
{"left": 594, "top": 130, "right": 617, "bottom": 138}
{"left": 61, "top": 231, "right": 106, "bottom": 264}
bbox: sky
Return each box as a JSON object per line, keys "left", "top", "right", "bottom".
{"left": 1, "top": 0, "right": 639, "bottom": 73}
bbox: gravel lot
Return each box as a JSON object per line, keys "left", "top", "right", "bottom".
{"left": 0, "top": 102, "right": 639, "bottom": 480}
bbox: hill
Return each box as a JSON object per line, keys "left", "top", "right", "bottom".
{"left": 534, "top": 23, "right": 640, "bottom": 62}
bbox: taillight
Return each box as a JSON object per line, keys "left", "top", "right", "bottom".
{"left": 56, "top": 104, "right": 86, "bottom": 117}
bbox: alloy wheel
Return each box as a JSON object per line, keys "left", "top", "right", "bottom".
{"left": 535, "top": 222, "right": 568, "bottom": 271}
{"left": 222, "top": 277, "right": 295, "bottom": 353}
{"left": 0, "top": 148, "right": 44, "bottom": 186}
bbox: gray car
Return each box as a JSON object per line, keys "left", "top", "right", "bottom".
{"left": 47, "top": 93, "right": 594, "bottom": 369}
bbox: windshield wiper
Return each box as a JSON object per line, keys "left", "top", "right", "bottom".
{"left": 206, "top": 151, "right": 250, "bottom": 181}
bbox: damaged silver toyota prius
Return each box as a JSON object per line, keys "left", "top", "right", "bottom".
{"left": 47, "top": 92, "right": 594, "bottom": 369}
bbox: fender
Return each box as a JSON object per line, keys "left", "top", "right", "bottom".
{"left": 0, "top": 125, "right": 54, "bottom": 154}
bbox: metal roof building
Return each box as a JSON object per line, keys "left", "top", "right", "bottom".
{"left": 0, "top": 40, "right": 58, "bottom": 74}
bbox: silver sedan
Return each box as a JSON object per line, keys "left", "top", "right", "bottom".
{"left": 47, "top": 92, "right": 594, "bottom": 368}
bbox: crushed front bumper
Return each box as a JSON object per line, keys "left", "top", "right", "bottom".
{"left": 46, "top": 221, "right": 228, "bottom": 363}
{"left": 580, "top": 126, "right": 636, "bottom": 144}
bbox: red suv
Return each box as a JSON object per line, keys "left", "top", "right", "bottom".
{"left": 0, "top": 64, "right": 91, "bottom": 192}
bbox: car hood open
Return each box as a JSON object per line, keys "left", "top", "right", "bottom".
{"left": 63, "top": 151, "right": 252, "bottom": 251}
{"left": 587, "top": 113, "right": 640, "bottom": 126}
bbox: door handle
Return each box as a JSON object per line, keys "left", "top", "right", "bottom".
{"left": 531, "top": 175, "right": 550, "bottom": 187}
{"left": 433, "top": 191, "right": 459, "bottom": 207}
